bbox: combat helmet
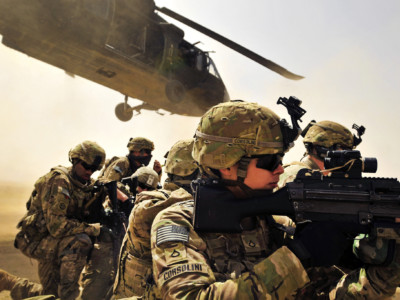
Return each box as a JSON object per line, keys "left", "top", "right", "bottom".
{"left": 192, "top": 100, "right": 301, "bottom": 181}
{"left": 68, "top": 141, "right": 106, "bottom": 171}
{"left": 163, "top": 139, "right": 199, "bottom": 192}
{"left": 132, "top": 166, "right": 159, "bottom": 190}
{"left": 127, "top": 137, "right": 155, "bottom": 152}
{"left": 164, "top": 139, "right": 198, "bottom": 177}
{"left": 302, "top": 120, "right": 365, "bottom": 158}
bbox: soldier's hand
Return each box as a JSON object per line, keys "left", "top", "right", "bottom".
{"left": 153, "top": 160, "right": 162, "bottom": 175}
{"left": 353, "top": 234, "right": 396, "bottom": 265}
{"left": 287, "top": 221, "right": 355, "bottom": 268}
{"left": 88, "top": 223, "right": 101, "bottom": 237}
{"left": 117, "top": 188, "right": 129, "bottom": 202}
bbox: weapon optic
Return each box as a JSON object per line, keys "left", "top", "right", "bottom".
{"left": 192, "top": 150, "right": 400, "bottom": 242}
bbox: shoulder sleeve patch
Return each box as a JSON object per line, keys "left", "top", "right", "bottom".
{"left": 58, "top": 186, "right": 70, "bottom": 198}
{"left": 113, "top": 165, "right": 123, "bottom": 174}
{"left": 156, "top": 225, "right": 189, "bottom": 246}
{"left": 157, "top": 262, "right": 210, "bottom": 287}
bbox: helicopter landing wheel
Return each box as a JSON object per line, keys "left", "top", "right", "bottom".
{"left": 115, "top": 102, "right": 133, "bottom": 122}
{"left": 165, "top": 80, "right": 186, "bottom": 103}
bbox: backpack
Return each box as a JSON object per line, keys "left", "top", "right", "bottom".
{"left": 14, "top": 166, "right": 69, "bottom": 259}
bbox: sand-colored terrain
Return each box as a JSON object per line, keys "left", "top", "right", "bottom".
{"left": 0, "top": 182, "right": 38, "bottom": 300}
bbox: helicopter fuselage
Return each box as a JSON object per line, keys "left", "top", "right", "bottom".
{"left": 0, "top": 0, "right": 229, "bottom": 118}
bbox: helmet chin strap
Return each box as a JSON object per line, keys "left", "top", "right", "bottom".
{"left": 236, "top": 157, "right": 251, "bottom": 182}
{"left": 221, "top": 157, "right": 255, "bottom": 199}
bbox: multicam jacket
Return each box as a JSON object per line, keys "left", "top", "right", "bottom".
{"left": 98, "top": 156, "right": 133, "bottom": 183}
{"left": 98, "top": 156, "right": 161, "bottom": 191}
{"left": 15, "top": 166, "right": 100, "bottom": 258}
{"left": 150, "top": 199, "right": 309, "bottom": 299}
{"left": 113, "top": 186, "right": 193, "bottom": 299}
{"left": 277, "top": 156, "right": 320, "bottom": 189}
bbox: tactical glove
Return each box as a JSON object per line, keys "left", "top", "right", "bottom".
{"left": 353, "top": 234, "right": 396, "bottom": 265}
{"left": 287, "top": 221, "right": 356, "bottom": 268}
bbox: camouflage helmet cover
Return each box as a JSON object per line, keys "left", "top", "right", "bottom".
{"left": 192, "top": 101, "right": 285, "bottom": 169}
{"left": 127, "top": 137, "right": 155, "bottom": 152}
{"left": 69, "top": 141, "right": 106, "bottom": 170}
{"left": 133, "top": 166, "right": 159, "bottom": 189}
{"left": 303, "top": 120, "right": 354, "bottom": 149}
{"left": 164, "top": 139, "right": 198, "bottom": 177}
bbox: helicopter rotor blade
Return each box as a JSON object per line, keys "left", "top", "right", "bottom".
{"left": 155, "top": 6, "right": 304, "bottom": 80}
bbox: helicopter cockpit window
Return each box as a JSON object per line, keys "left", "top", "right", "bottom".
{"left": 195, "top": 52, "right": 209, "bottom": 72}
{"left": 207, "top": 56, "right": 221, "bottom": 79}
{"left": 83, "top": 0, "right": 111, "bottom": 19}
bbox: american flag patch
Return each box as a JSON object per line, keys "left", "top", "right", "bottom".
{"left": 156, "top": 225, "right": 189, "bottom": 246}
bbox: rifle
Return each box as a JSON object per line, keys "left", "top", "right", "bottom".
{"left": 192, "top": 150, "right": 400, "bottom": 242}
{"left": 102, "top": 181, "right": 129, "bottom": 272}
{"left": 85, "top": 181, "right": 128, "bottom": 273}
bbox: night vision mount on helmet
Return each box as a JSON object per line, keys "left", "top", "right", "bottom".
{"left": 192, "top": 98, "right": 306, "bottom": 184}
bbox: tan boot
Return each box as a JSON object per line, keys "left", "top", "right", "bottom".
{"left": 0, "top": 268, "right": 19, "bottom": 292}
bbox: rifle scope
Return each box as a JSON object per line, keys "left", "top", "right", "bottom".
{"left": 324, "top": 150, "right": 377, "bottom": 173}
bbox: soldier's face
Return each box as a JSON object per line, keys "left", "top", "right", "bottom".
{"left": 74, "top": 161, "right": 94, "bottom": 182}
{"left": 220, "top": 158, "right": 284, "bottom": 190}
{"left": 130, "top": 150, "right": 152, "bottom": 166}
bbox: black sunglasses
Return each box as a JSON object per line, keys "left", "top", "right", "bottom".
{"left": 81, "top": 161, "right": 99, "bottom": 172}
{"left": 253, "top": 154, "right": 283, "bottom": 171}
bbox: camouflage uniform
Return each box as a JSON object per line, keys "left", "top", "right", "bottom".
{"left": 80, "top": 138, "right": 156, "bottom": 300}
{"left": 14, "top": 141, "right": 105, "bottom": 300}
{"left": 113, "top": 139, "right": 199, "bottom": 299}
{"left": 151, "top": 201, "right": 308, "bottom": 299}
{"left": 278, "top": 157, "right": 319, "bottom": 189}
{"left": 279, "top": 120, "right": 356, "bottom": 189}
{"left": 0, "top": 268, "right": 42, "bottom": 300}
{"left": 149, "top": 102, "right": 311, "bottom": 299}
{"left": 150, "top": 103, "right": 400, "bottom": 299}
{"left": 98, "top": 137, "right": 156, "bottom": 184}
{"left": 114, "top": 188, "right": 193, "bottom": 299}
{"left": 278, "top": 121, "right": 400, "bottom": 298}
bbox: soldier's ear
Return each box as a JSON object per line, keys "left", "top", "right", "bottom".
{"left": 219, "top": 166, "right": 237, "bottom": 180}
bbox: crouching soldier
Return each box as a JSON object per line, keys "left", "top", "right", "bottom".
{"left": 14, "top": 141, "right": 106, "bottom": 300}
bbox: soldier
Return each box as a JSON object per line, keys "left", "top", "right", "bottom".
{"left": 79, "top": 137, "right": 161, "bottom": 299}
{"left": 133, "top": 166, "right": 160, "bottom": 194}
{"left": 98, "top": 137, "right": 162, "bottom": 185}
{"left": 113, "top": 139, "right": 198, "bottom": 299}
{"left": 149, "top": 100, "right": 400, "bottom": 299}
{"left": 278, "top": 120, "right": 364, "bottom": 187}
{"left": 13, "top": 141, "right": 106, "bottom": 300}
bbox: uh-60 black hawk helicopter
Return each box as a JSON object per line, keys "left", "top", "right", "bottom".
{"left": 0, "top": 0, "right": 304, "bottom": 121}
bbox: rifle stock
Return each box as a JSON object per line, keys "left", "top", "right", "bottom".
{"left": 192, "top": 181, "right": 294, "bottom": 232}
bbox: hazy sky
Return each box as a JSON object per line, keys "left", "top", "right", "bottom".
{"left": 0, "top": 0, "right": 399, "bottom": 185}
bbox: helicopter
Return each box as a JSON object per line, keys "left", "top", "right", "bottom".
{"left": 0, "top": 0, "right": 303, "bottom": 122}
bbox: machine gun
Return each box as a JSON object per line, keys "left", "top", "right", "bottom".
{"left": 193, "top": 150, "right": 400, "bottom": 242}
